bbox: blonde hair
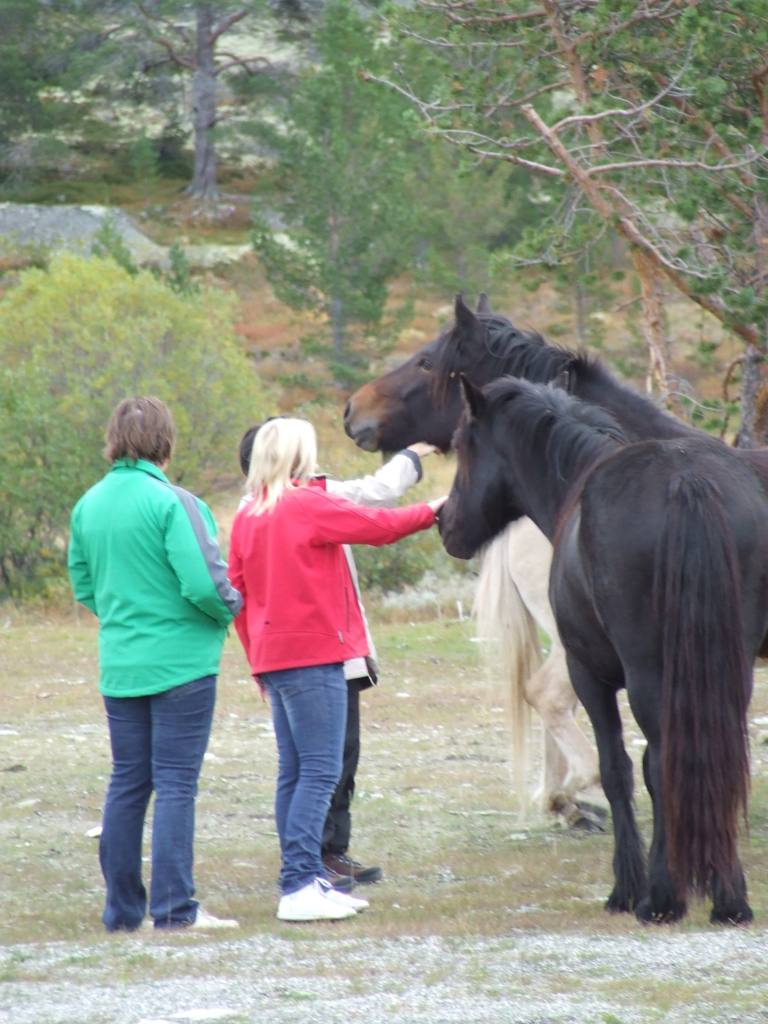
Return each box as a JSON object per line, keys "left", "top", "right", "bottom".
{"left": 245, "top": 417, "right": 318, "bottom": 515}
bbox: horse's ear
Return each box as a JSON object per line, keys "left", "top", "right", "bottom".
{"left": 551, "top": 370, "right": 570, "bottom": 392}
{"left": 460, "top": 373, "right": 486, "bottom": 419}
{"left": 476, "top": 292, "right": 493, "bottom": 315}
{"left": 455, "top": 294, "right": 485, "bottom": 348}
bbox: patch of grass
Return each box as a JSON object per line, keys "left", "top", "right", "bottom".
{"left": 2, "top": 614, "right": 768, "bottom": 1023}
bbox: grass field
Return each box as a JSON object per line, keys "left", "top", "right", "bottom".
{"left": 3, "top": 609, "right": 768, "bottom": 1016}
{"left": 3, "top": 604, "right": 768, "bottom": 1021}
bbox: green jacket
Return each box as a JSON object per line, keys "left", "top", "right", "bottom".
{"left": 68, "top": 459, "right": 242, "bottom": 698}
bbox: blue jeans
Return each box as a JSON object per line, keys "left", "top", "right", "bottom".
{"left": 100, "top": 675, "right": 216, "bottom": 931}
{"left": 262, "top": 663, "right": 347, "bottom": 895}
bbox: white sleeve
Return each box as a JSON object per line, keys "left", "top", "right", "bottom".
{"left": 326, "top": 451, "right": 421, "bottom": 508}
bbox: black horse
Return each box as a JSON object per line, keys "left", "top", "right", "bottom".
{"left": 440, "top": 374, "right": 768, "bottom": 925}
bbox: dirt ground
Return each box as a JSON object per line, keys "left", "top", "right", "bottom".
{"left": 2, "top": 612, "right": 768, "bottom": 1022}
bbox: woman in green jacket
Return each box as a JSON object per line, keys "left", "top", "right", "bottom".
{"left": 68, "top": 396, "right": 242, "bottom": 932}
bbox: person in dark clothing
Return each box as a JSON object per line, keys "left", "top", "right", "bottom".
{"left": 238, "top": 424, "right": 435, "bottom": 888}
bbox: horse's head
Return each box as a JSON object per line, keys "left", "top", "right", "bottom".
{"left": 344, "top": 293, "right": 495, "bottom": 452}
{"left": 439, "top": 375, "right": 627, "bottom": 558}
{"left": 438, "top": 375, "right": 522, "bottom": 559}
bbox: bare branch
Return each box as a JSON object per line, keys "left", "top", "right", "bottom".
{"left": 577, "top": 0, "right": 682, "bottom": 44}
{"left": 723, "top": 353, "right": 747, "bottom": 402}
{"left": 136, "top": 3, "right": 196, "bottom": 69}
{"left": 362, "top": 71, "right": 472, "bottom": 117}
{"left": 550, "top": 66, "right": 684, "bottom": 133}
{"left": 149, "top": 34, "right": 196, "bottom": 70}
{"left": 418, "top": 3, "right": 546, "bottom": 26}
{"left": 214, "top": 54, "right": 272, "bottom": 76}
{"left": 520, "top": 102, "right": 762, "bottom": 347}
{"left": 586, "top": 153, "right": 767, "bottom": 177}
{"left": 611, "top": 293, "right": 643, "bottom": 313}
{"left": 491, "top": 78, "right": 572, "bottom": 112}
{"left": 464, "top": 144, "right": 565, "bottom": 176}
{"left": 653, "top": 72, "right": 758, "bottom": 192}
{"left": 209, "top": 9, "right": 247, "bottom": 46}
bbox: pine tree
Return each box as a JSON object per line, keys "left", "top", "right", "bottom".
{"left": 251, "top": 1, "right": 414, "bottom": 385}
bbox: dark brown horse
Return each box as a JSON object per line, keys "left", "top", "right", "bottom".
{"left": 440, "top": 375, "right": 768, "bottom": 924}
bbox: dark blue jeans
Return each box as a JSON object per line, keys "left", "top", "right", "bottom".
{"left": 261, "top": 663, "right": 347, "bottom": 895}
{"left": 100, "top": 675, "right": 216, "bottom": 931}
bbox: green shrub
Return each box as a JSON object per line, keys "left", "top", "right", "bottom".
{"left": 352, "top": 529, "right": 447, "bottom": 593}
{"left": 0, "top": 253, "right": 265, "bottom": 599}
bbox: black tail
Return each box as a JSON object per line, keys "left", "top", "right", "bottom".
{"left": 655, "top": 474, "right": 750, "bottom": 898}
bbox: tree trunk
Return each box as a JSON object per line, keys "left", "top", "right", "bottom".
{"left": 331, "top": 293, "right": 344, "bottom": 359}
{"left": 735, "top": 343, "right": 768, "bottom": 448}
{"left": 575, "top": 278, "right": 586, "bottom": 345}
{"left": 632, "top": 252, "right": 673, "bottom": 402}
{"left": 190, "top": 5, "right": 219, "bottom": 201}
{"left": 417, "top": 237, "right": 427, "bottom": 277}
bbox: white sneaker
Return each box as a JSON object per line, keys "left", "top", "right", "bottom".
{"left": 190, "top": 907, "right": 239, "bottom": 930}
{"left": 317, "top": 877, "right": 369, "bottom": 911}
{"left": 277, "top": 879, "right": 356, "bottom": 921}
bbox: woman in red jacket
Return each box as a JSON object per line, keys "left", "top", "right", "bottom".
{"left": 229, "top": 417, "right": 446, "bottom": 922}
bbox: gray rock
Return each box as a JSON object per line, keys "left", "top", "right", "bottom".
{"left": 0, "top": 203, "right": 165, "bottom": 265}
{"left": 0, "top": 204, "right": 251, "bottom": 269}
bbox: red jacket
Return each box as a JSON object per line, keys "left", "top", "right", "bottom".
{"left": 228, "top": 479, "right": 435, "bottom": 675}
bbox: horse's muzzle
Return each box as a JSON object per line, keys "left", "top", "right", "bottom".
{"left": 344, "top": 398, "right": 380, "bottom": 451}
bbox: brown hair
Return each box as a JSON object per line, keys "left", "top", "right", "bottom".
{"left": 104, "top": 396, "right": 176, "bottom": 465}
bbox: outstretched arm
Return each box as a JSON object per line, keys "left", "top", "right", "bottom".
{"left": 327, "top": 444, "right": 437, "bottom": 508}
{"left": 303, "top": 488, "right": 442, "bottom": 547}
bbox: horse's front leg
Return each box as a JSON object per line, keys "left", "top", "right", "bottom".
{"left": 566, "top": 654, "right": 648, "bottom": 913}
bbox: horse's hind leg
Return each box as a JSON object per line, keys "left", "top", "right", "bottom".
{"left": 526, "top": 643, "right": 605, "bottom": 827}
{"left": 634, "top": 742, "right": 687, "bottom": 924}
{"left": 710, "top": 867, "right": 752, "bottom": 925}
{"left": 567, "top": 655, "right": 648, "bottom": 913}
{"left": 637, "top": 747, "right": 750, "bottom": 924}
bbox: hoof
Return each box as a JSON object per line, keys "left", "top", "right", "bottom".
{"left": 567, "top": 805, "right": 608, "bottom": 833}
{"left": 710, "top": 903, "right": 753, "bottom": 926}
{"left": 604, "top": 887, "right": 634, "bottom": 915}
{"left": 575, "top": 799, "right": 609, "bottom": 826}
{"left": 635, "top": 895, "right": 686, "bottom": 924}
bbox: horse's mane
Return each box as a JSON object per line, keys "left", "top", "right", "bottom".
{"left": 484, "top": 376, "right": 627, "bottom": 484}
{"left": 433, "top": 311, "right": 602, "bottom": 404}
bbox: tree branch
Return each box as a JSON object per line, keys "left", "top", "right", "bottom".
{"left": 208, "top": 9, "right": 247, "bottom": 46}
{"left": 653, "top": 72, "right": 758, "bottom": 190}
{"left": 585, "top": 153, "right": 766, "bottom": 177}
{"left": 418, "top": 2, "right": 546, "bottom": 26}
{"left": 214, "top": 53, "right": 272, "bottom": 76}
{"left": 362, "top": 70, "right": 472, "bottom": 117}
{"left": 520, "top": 102, "right": 762, "bottom": 347}
{"left": 490, "top": 78, "right": 571, "bottom": 113}
{"left": 463, "top": 144, "right": 565, "bottom": 176}
{"left": 550, "top": 67, "right": 684, "bottom": 133}
{"left": 150, "top": 35, "right": 196, "bottom": 70}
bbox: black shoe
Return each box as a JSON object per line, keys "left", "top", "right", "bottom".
{"left": 323, "top": 852, "right": 383, "bottom": 885}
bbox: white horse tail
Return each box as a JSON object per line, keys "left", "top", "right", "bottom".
{"left": 474, "top": 525, "right": 543, "bottom": 813}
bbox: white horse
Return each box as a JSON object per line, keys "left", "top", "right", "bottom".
{"left": 475, "top": 519, "right": 608, "bottom": 828}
